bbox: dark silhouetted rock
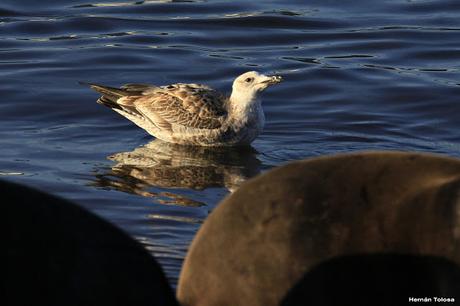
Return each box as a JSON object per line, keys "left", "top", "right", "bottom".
{"left": 177, "top": 151, "right": 460, "bottom": 306}
{"left": 282, "top": 254, "right": 460, "bottom": 306}
{"left": 4, "top": 180, "right": 178, "bottom": 306}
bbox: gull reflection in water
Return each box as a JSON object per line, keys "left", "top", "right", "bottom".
{"left": 92, "top": 139, "right": 262, "bottom": 207}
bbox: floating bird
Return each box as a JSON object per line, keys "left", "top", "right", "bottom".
{"left": 83, "top": 71, "right": 282, "bottom": 146}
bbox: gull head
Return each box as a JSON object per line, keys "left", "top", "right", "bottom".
{"left": 230, "top": 71, "right": 282, "bottom": 104}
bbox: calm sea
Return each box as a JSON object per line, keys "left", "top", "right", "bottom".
{"left": 2, "top": 0, "right": 460, "bottom": 285}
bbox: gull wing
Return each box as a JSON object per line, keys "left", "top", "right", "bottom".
{"left": 118, "top": 84, "right": 228, "bottom": 130}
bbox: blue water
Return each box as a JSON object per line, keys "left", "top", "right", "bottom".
{"left": 2, "top": 0, "right": 460, "bottom": 285}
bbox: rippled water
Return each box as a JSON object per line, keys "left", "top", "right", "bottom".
{"left": 2, "top": 0, "right": 460, "bottom": 285}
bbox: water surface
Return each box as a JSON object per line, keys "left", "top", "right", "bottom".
{"left": 2, "top": 0, "right": 460, "bottom": 285}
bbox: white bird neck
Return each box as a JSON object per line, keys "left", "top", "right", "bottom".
{"left": 228, "top": 90, "right": 260, "bottom": 118}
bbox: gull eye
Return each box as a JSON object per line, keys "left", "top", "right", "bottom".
{"left": 245, "top": 77, "right": 254, "bottom": 83}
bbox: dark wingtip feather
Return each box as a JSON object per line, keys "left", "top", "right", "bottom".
{"left": 78, "top": 81, "right": 92, "bottom": 86}
{"left": 97, "top": 96, "right": 123, "bottom": 110}
{"left": 79, "top": 82, "right": 128, "bottom": 99}
{"left": 80, "top": 81, "right": 127, "bottom": 110}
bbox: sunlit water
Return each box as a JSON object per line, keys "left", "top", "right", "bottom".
{"left": 2, "top": 0, "right": 460, "bottom": 285}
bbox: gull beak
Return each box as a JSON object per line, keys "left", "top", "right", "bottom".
{"left": 259, "top": 75, "right": 283, "bottom": 86}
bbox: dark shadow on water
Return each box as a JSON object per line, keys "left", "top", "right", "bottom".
{"left": 91, "top": 139, "right": 262, "bottom": 206}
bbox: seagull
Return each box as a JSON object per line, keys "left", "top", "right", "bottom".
{"left": 83, "top": 71, "right": 282, "bottom": 146}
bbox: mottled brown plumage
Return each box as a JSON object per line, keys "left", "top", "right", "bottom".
{"left": 99, "top": 83, "right": 227, "bottom": 130}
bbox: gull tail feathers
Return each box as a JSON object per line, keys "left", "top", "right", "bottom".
{"left": 96, "top": 95, "right": 124, "bottom": 110}
{"left": 79, "top": 81, "right": 128, "bottom": 99}
{"left": 79, "top": 81, "right": 135, "bottom": 110}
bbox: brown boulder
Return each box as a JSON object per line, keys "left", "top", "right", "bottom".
{"left": 177, "top": 151, "right": 460, "bottom": 306}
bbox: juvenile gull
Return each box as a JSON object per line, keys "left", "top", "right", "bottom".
{"left": 83, "top": 71, "right": 282, "bottom": 146}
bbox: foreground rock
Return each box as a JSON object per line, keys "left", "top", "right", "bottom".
{"left": 4, "top": 180, "right": 178, "bottom": 306}
{"left": 282, "top": 254, "right": 460, "bottom": 306}
{"left": 178, "top": 151, "right": 460, "bottom": 306}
